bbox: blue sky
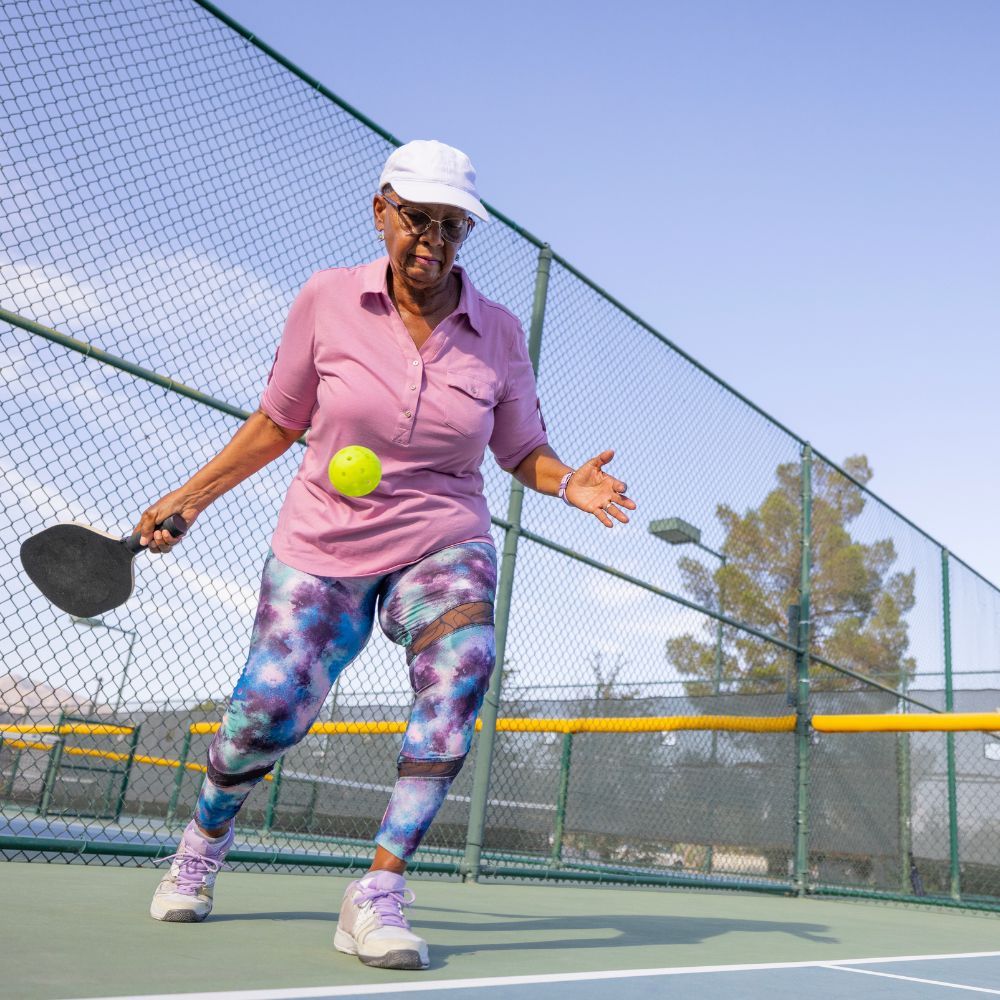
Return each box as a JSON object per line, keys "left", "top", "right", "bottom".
{"left": 213, "top": 0, "right": 1000, "bottom": 587}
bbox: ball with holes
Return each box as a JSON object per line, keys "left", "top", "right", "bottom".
{"left": 328, "top": 445, "right": 382, "bottom": 497}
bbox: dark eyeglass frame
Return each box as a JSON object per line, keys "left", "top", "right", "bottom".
{"left": 380, "top": 193, "right": 475, "bottom": 245}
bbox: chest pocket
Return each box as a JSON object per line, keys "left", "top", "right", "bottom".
{"left": 443, "top": 369, "right": 497, "bottom": 437}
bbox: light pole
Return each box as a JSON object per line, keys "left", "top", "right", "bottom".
{"left": 69, "top": 616, "right": 138, "bottom": 716}
{"left": 649, "top": 517, "right": 727, "bottom": 872}
{"left": 649, "top": 518, "right": 727, "bottom": 688}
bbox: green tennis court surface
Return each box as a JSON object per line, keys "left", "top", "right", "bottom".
{"left": 4, "top": 861, "right": 998, "bottom": 999}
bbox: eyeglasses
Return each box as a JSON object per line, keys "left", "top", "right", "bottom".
{"left": 381, "top": 194, "right": 474, "bottom": 245}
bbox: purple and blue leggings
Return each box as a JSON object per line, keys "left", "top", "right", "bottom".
{"left": 193, "top": 540, "right": 497, "bottom": 862}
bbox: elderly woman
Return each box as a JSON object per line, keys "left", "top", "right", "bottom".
{"left": 143, "top": 140, "right": 635, "bottom": 970}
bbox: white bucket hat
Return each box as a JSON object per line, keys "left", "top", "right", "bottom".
{"left": 379, "top": 139, "right": 489, "bottom": 222}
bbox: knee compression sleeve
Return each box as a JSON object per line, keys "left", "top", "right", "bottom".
{"left": 195, "top": 758, "right": 276, "bottom": 831}
{"left": 375, "top": 603, "right": 495, "bottom": 859}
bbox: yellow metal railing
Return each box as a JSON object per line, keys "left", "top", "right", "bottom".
{"left": 6, "top": 712, "right": 998, "bottom": 813}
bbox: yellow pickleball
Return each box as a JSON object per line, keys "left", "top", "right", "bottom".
{"left": 328, "top": 445, "right": 382, "bottom": 497}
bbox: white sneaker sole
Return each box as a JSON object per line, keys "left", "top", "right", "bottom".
{"left": 334, "top": 928, "right": 429, "bottom": 970}
{"left": 150, "top": 897, "right": 211, "bottom": 922}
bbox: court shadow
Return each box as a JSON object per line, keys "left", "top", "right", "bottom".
{"left": 415, "top": 913, "right": 838, "bottom": 969}
{"left": 208, "top": 910, "right": 338, "bottom": 923}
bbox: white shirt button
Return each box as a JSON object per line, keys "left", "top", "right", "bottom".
{"left": 411, "top": 359, "right": 419, "bottom": 366}
{"left": 409, "top": 384, "right": 417, "bottom": 390}
{"left": 404, "top": 410, "right": 412, "bottom": 418}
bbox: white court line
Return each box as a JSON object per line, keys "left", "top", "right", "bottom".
{"left": 826, "top": 964, "right": 1000, "bottom": 994}
{"left": 65, "top": 950, "right": 1000, "bottom": 1000}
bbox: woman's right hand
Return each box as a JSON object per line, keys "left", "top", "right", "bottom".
{"left": 131, "top": 410, "right": 300, "bottom": 554}
{"left": 136, "top": 491, "right": 202, "bottom": 554}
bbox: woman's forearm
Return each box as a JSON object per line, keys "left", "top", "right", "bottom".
{"left": 180, "top": 409, "right": 302, "bottom": 513}
{"left": 509, "top": 445, "right": 634, "bottom": 527}
{"left": 509, "top": 445, "right": 572, "bottom": 496}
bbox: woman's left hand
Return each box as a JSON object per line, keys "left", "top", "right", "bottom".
{"left": 565, "top": 449, "right": 636, "bottom": 527}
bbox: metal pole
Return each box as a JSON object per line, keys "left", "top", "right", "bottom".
{"left": 303, "top": 780, "right": 319, "bottom": 831}
{"left": 166, "top": 730, "right": 192, "bottom": 825}
{"left": 89, "top": 676, "right": 104, "bottom": 717}
{"left": 793, "top": 444, "right": 813, "bottom": 895}
{"left": 113, "top": 630, "right": 137, "bottom": 716}
{"left": 263, "top": 757, "right": 284, "bottom": 835}
{"left": 1, "top": 307, "right": 252, "bottom": 423}
{"left": 704, "top": 723, "right": 719, "bottom": 875}
{"left": 68, "top": 617, "right": 137, "bottom": 718}
{"left": 3, "top": 747, "right": 21, "bottom": 801}
{"left": 37, "top": 739, "right": 65, "bottom": 818}
{"left": 712, "top": 619, "right": 724, "bottom": 691}
{"left": 550, "top": 732, "right": 574, "bottom": 865}
{"left": 706, "top": 553, "right": 726, "bottom": 873}
{"left": 942, "top": 548, "right": 961, "bottom": 900}
{"left": 896, "top": 671, "right": 912, "bottom": 893}
{"left": 113, "top": 725, "right": 141, "bottom": 822}
{"left": 711, "top": 554, "right": 727, "bottom": 689}
{"left": 462, "top": 244, "right": 552, "bottom": 881}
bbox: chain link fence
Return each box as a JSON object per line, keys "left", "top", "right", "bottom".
{"left": 2, "top": 0, "right": 999, "bottom": 908}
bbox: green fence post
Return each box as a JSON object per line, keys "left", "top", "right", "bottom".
{"left": 705, "top": 571, "right": 726, "bottom": 874}
{"left": 37, "top": 738, "right": 66, "bottom": 819}
{"left": 263, "top": 757, "right": 284, "bottom": 836}
{"left": 113, "top": 725, "right": 141, "bottom": 823}
{"left": 942, "top": 548, "right": 961, "bottom": 900}
{"left": 303, "top": 780, "right": 320, "bottom": 831}
{"left": 166, "top": 730, "right": 193, "bottom": 826}
{"left": 550, "top": 732, "right": 574, "bottom": 866}
{"left": 793, "top": 443, "right": 813, "bottom": 896}
{"left": 3, "top": 746, "right": 21, "bottom": 802}
{"left": 896, "top": 672, "right": 912, "bottom": 893}
{"left": 462, "top": 244, "right": 552, "bottom": 881}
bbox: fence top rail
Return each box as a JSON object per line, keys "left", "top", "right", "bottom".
{"left": 1, "top": 308, "right": 251, "bottom": 423}
{"left": 178, "top": 712, "right": 1000, "bottom": 737}
{"left": 2, "top": 723, "right": 135, "bottom": 736}
{"left": 813, "top": 713, "right": 1000, "bottom": 735}
{"left": 189, "top": 716, "right": 798, "bottom": 736}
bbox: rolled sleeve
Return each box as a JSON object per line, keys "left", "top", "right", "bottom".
{"left": 259, "top": 275, "right": 320, "bottom": 430}
{"left": 489, "top": 322, "right": 549, "bottom": 470}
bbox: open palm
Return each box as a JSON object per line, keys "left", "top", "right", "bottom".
{"left": 565, "top": 449, "right": 637, "bottom": 528}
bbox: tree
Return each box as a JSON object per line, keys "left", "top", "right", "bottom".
{"left": 666, "top": 455, "right": 916, "bottom": 695}
{"left": 582, "top": 650, "right": 639, "bottom": 711}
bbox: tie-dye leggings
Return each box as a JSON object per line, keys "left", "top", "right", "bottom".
{"left": 193, "top": 540, "right": 497, "bottom": 862}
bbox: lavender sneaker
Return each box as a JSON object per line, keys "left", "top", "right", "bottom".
{"left": 149, "top": 820, "right": 234, "bottom": 923}
{"left": 334, "top": 870, "right": 429, "bottom": 970}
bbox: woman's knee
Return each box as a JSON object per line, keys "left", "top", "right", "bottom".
{"left": 400, "top": 621, "right": 495, "bottom": 767}
{"left": 207, "top": 697, "right": 306, "bottom": 781}
{"left": 377, "top": 541, "right": 497, "bottom": 645}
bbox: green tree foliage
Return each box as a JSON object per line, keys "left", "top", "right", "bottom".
{"left": 666, "top": 455, "right": 916, "bottom": 695}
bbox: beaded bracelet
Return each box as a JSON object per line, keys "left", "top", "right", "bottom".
{"left": 558, "top": 471, "right": 574, "bottom": 506}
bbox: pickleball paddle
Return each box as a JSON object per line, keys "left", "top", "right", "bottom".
{"left": 19, "top": 515, "right": 188, "bottom": 617}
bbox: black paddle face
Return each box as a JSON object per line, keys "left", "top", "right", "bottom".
{"left": 20, "top": 524, "right": 135, "bottom": 617}
{"left": 19, "top": 515, "right": 187, "bottom": 617}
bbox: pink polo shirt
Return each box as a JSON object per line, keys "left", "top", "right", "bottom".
{"left": 259, "top": 257, "right": 548, "bottom": 578}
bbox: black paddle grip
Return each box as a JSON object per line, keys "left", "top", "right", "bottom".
{"left": 126, "top": 513, "right": 189, "bottom": 554}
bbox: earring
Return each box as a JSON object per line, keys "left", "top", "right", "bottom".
{"left": 455, "top": 252, "right": 461, "bottom": 260}
{"left": 376, "top": 231, "right": 385, "bottom": 241}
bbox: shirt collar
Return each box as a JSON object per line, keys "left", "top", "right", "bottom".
{"left": 454, "top": 266, "right": 484, "bottom": 335}
{"left": 359, "top": 257, "right": 483, "bottom": 336}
